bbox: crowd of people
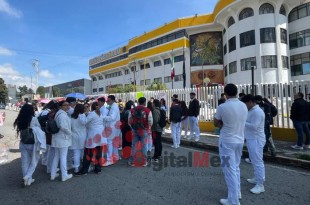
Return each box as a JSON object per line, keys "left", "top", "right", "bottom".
{"left": 13, "top": 92, "right": 202, "bottom": 186}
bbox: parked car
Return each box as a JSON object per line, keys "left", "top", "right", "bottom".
{"left": 0, "top": 103, "right": 5, "bottom": 109}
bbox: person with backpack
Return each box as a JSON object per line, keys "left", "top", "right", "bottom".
{"left": 188, "top": 91, "right": 200, "bottom": 142}
{"left": 128, "top": 97, "right": 153, "bottom": 167}
{"left": 151, "top": 99, "right": 163, "bottom": 162}
{"left": 170, "top": 98, "right": 182, "bottom": 148}
{"left": 160, "top": 98, "right": 167, "bottom": 136}
{"left": 120, "top": 100, "right": 134, "bottom": 159}
{"left": 147, "top": 101, "right": 153, "bottom": 152}
{"left": 180, "top": 101, "right": 189, "bottom": 139}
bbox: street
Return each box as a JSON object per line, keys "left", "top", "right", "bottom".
{"left": 0, "top": 110, "right": 309, "bottom": 205}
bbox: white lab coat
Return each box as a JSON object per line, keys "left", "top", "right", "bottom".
{"left": 51, "top": 110, "right": 72, "bottom": 148}
{"left": 85, "top": 111, "right": 106, "bottom": 148}
{"left": 69, "top": 114, "right": 87, "bottom": 150}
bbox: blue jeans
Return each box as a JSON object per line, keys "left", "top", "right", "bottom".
{"left": 293, "top": 120, "right": 310, "bottom": 146}
{"left": 129, "top": 130, "right": 148, "bottom": 165}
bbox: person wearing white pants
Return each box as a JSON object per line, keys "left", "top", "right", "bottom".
{"left": 170, "top": 99, "right": 182, "bottom": 148}
{"left": 50, "top": 101, "right": 72, "bottom": 182}
{"left": 188, "top": 92, "right": 200, "bottom": 142}
{"left": 214, "top": 84, "right": 248, "bottom": 205}
{"left": 241, "top": 94, "right": 266, "bottom": 194}
{"left": 180, "top": 101, "right": 189, "bottom": 138}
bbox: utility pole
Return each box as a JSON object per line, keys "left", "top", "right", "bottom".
{"left": 32, "top": 59, "right": 39, "bottom": 94}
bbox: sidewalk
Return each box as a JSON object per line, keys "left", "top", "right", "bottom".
{"left": 162, "top": 129, "right": 310, "bottom": 170}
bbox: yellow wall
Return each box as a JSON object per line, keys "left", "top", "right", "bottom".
{"left": 199, "top": 121, "right": 297, "bottom": 142}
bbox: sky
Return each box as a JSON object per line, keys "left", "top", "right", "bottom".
{"left": 0, "top": 0, "right": 218, "bottom": 90}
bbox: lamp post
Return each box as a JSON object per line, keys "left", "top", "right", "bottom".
{"left": 251, "top": 66, "right": 256, "bottom": 95}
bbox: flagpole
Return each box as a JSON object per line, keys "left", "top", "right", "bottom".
{"left": 171, "top": 49, "right": 174, "bottom": 89}
{"left": 182, "top": 46, "right": 186, "bottom": 89}
{"left": 144, "top": 58, "right": 146, "bottom": 91}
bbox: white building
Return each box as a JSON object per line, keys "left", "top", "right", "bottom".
{"left": 89, "top": 0, "right": 310, "bottom": 94}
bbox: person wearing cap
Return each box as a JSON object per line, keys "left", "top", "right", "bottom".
{"left": 188, "top": 91, "right": 200, "bottom": 142}
{"left": 214, "top": 83, "right": 248, "bottom": 205}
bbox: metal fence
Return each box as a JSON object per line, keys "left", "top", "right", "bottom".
{"left": 95, "top": 81, "right": 310, "bottom": 129}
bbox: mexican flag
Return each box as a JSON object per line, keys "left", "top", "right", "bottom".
{"left": 170, "top": 50, "right": 175, "bottom": 80}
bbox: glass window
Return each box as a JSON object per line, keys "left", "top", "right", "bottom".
{"left": 174, "top": 55, "right": 184, "bottom": 62}
{"left": 164, "top": 58, "right": 171, "bottom": 65}
{"left": 289, "top": 33, "right": 297, "bottom": 49}
{"left": 298, "top": 4, "right": 308, "bottom": 18}
{"left": 229, "top": 61, "right": 237, "bottom": 74}
{"left": 154, "top": 60, "right": 162, "bottom": 67}
{"left": 125, "top": 70, "right": 129, "bottom": 75}
{"left": 99, "top": 87, "right": 104, "bottom": 92}
{"left": 229, "top": 36, "right": 236, "bottom": 52}
{"left": 280, "top": 5, "right": 286, "bottom": 16}
{"left": 168, "top": 34, "right": 175, "bottom": 41}
{"left": 228, "top": 17, "right": 235, "bottom": 28}
{"left": 98, "top": 76, "right": 103, "bottom": 80}
{"left": 154, "top": 77, "right": 162, "bottom": 83}
{"left": 92, "top": 88, "right": 97, "bottom": 93}
{"left": 224, "top": 65, "right": 227, "bottom": 76}
{"left": 297, "top": 31, "right": 304, "bottom": 47}
{"left": 175, "top": 30, "right": 184, "bottom": 38}
{"left": 281, "top": 28, "right": 287, "bottom": 44}
{"left": 174, "top": 74, "right": 183, "bottom": 82}
{"left": 223, "top": 28, "right": 226, "bottom": 34}
{"left": 259, "top": 3, "right": 274, "bottom": 14}
{"left": 224, "top": 44, "right": 227, "bottom": 55}
{"left": 92, "top": 77, "right": 97, "bottom": 81}
{"left": 302, "top": 52, "right": 310, "bottom": 63}
{"left": 240, "top": 57, "right": 256, "bottom": 71}
{"left": 261, "top": 55, "right": 277, "bottom": 68}
{"left": 305, "top": 29, "right": 310, "bottom": 46}
{"left": 164, "top": 76, "right": 172, "bottom": 83}
{"left": 260, "top": 28, "right": 276, "bottom": 43}
{"left": 239, "top": 8, "right": 254, "bottom": 20}
{"left": 240, "top": 30, "right": 255, "bottom": 48}
{"left": 281, "top": 56, "right": 289, "bottom": 68}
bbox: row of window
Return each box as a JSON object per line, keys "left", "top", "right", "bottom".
{"left": 290, "top": 52, "right": 310, "bottom": 76}
{"left": 128, "top": 30, "right": 188, "bottom": 55}
{"left": 225, "top": 28, "right": 287, "bottom": 54}
{"left": 228, "top": 3, "right": 286, "bottom": 28}
{"left": 289, "top": 28, "right": 310, "bottom": 50}
{"left": 225, "top": 55, "right": 288, "bottom": 76}
{"left": 289, "top": 2, "right": 310, "bottom": 23}
{"left": 139, "top": 75, "right": 184, "bottom": 85}
{"left": 105, "top": 71, "right": 122, "bottom": 79}
{"left": 89, "top": 53, "right": 128, "bottom": 70}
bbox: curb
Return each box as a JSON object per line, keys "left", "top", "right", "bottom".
{"left": 161, "top": 136, "right": 310, "bottom": 170}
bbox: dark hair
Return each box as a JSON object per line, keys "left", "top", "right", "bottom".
{"left": 147, "top": 101, "right": 153, "bottom": 110}
{"left": 173, "top": 98, "right": 179, "bottom": 103}
{"left": 263, "top": 98, "right": 270, "bottom": 104}
{"left": 221, "top": 93, "right": 225, "bottom": 97}
{"left": 153, "top": 99, "right": 160, "bottom": 107}
{"left": 160, "top": 98, "right": 166, "bottom": 107}
{"left": 71, "top": 104, "right": 85, "bottom": 119}
{"left": 125, "top": 100, "right": 134, "bottom": 110}
{"left": 66, "top": 97, "right": 76, "bottom": 103}
{"left": 239, "top": 93, "right": 245, "bottom": 98}
{"left": 43, "top": 100, "right": 58, "bottom": 110}
{"left": 108, "top": 95, "right": 115, "bottom": 101}
{"left": 138, "top": 97, "right": 146, "bottom": 105}
{"left": 98, "top": 97, "right": 105, "bottom": 103}
{"left": 297, "top": 92, "right": 304, "bottom": 99}
{"left": 13, "top": 104, "right": 34, "bottom": 134}
{"left": 91, "top": 102, "right": 98, "bottom": 111}
{"left": 58, "top": 100, "right": 67, "bottom": 107}
{"left": 224, "top": 83, "right": 238, "bottom": 97}
{"left": 173, "top": 94, "right": 178, "bottom": 98}
{"left": 254, "top": 95, "right": 263, "bottom": 102}
{"left": 241, "top": 94, "right": 256, "bottom": 103}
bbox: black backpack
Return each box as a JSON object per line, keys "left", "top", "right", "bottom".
{"left": 45, "top": 113, "right": 60, "bottom": 134}
{"left": 159, "top": 109, "right": 167, "bottom": 128}
{"left": 270, "top": 104, "right": 278, "bottom": 117}
{"left": 37, "top": 112, "right": 49, "bottom": 131}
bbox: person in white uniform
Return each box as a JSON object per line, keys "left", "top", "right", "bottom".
{"left": 241, "top": 94, "right": 266, "bottom": 194}
{"left": 69, "top": 104, "right": 87, "bottom": 173}
{"left": 214, "top": 84, "right": 248, "bottom": 205}
{"left": 103, "top": 95, "right": 121, "bottom": 166}
{"left": 50, "top": 101, "right": 73, "bottom": 182}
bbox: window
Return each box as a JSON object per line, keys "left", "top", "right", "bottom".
{"left": 239, "top": 8, "right": 254, "bottom": 20}
{"left": 229, "top": 36, "right": 236, "bottom": 52}
{"left": 229, "top": 61, "right": 237, "bottom": 74}
{"left": 288, "top": 2, "right": 310, "bottom": 22}
{"left": 154, "top": 60, "right": 162, "bottom": 67}
{"left": 223, "top": 28, "right": 226, "bottom": 35}
{"left": 261, "top": 55, "right": 277, "bottom": 68}
{"left": 290, "top": 52, "right": 310, "bottom": 76}
{"left": 174, "top": 74, "right": 183, "bottom": 82}
{"left": 224, "top": 65, "right": 228, "bottom": 76}
{"left": 164, "top": 76, "right": 172, "bottom": 83}
{"left": 92, "top": 77, "right": 97, "bottom": 81}
{"left": 289, "top": 29, "right": 310, "bottom": 49}
{"left": 140, "top": 79, "right": 151, "bottom": 85}
{"left": 282, "top": 56, "right": 289, "bottom": 69}
{"left": 280, "top": 28, "right": 287, "bottom": 44}
{"left": 240, "top": 30, "right": 255, "bottom": 48}
{"left": 164, "top": 58, "right": 171, "bottom": 65}
{"left": 223, "top": 44, "right": 227, "bottom": 55}
{"left": 280, "top": 5, "right": 286, "bottom": 16}
{"left": 260, "top": 28, "right": 276, "bottom": 43}
{"left": 99, "top": 87, "right": 104, "bottom": 92}
{"left": 174, "top": 55, "right": 184, "bottom": 62}
{"left": 240, "top": 57, "right": 256, "bottom": 71}
{"left": 98, "top": 76, "right": 103, "bottom": 80}
{"left": 92, "top": 88, "right": 97, "bottom": 93}
{"left": 140, "top": 63, "right": 150, "bottom": 70}
{"left": 154, "top": 77, "right": 162, "bottom": 83}
{"left": 228, "top": 17, "right": 235, "bottom": 28}
{"left": 259, "top": 3, "right": 274, "bottom": 14}
{"left": 125, "top": 69, "right": 129, "bottom": 75}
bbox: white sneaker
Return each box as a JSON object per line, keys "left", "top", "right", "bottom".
{"left": 171, "top": 145, "right": 177, "bottom": 148}
{"left": 62, "top": 174, "right": 73, "bottom": 182}
{"left": 219, "top": 198, "right": 240, "bottom": 205}
{"left": 23, "top": 177, "right": 35, "bottom": 186}
{"left": 245, "top": 158, "right": 252, "bottom": 164}
{"left": 239, "top": 191, "right": 242, "bottom": 200}
{"left": 50, "top": 173, "right": 59, "bottom": 181}
{"left": 250, "top": 184, "right": 265, "bottom": 194}
{"left": 291, "top": 145, "right": 303, "bottom": 150}
{"left": 247, "top": 178, "right": 257, "bottom": 184}
{"left": 102, "top": 161, "right": 112, "bottom": 167}
{"left": 194, "top": 138, "right": 199, "bottom": 142}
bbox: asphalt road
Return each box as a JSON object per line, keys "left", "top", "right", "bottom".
{"left": 0, "top": 110, "right": 309, "bottom": 205}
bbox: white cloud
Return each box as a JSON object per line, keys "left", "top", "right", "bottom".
{"left": 0, "top": 0, "right": 22, "bottom": 18}
{"left": 39, "top": 69, "right": 54, "bottom": 78}
{"left": 0, "top": 64, "right": 34, "bottom": 89}
{"left": 0, "top": 46, "right": 15, "bottom": 56}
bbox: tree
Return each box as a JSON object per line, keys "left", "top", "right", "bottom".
{"left": 0, "top": 78, "right": 8, "bottom": 103}
{"left": 28, "top": 88, "right": 34, "bottom": 94}
{"left": 18, "top": 85, "right": 28, "bottom": 97}
{"left": 52, "top": 87, "right": 62, "bottom": 97}
{"left": 146, "top": 82, "right": 167, "bottom": 91}
{"left": 36, "top": 86, "right": 45, "bottom": 98}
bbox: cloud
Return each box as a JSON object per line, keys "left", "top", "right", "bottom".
{"left": 39, "top": 69, "right": 54, "bottom": 78}
{"left": 0, "top": 46, "right": 15, "bottom": 56}
{"left": 0, "top": 64, "right": 34, "bottom": 88}
{"left": 0, "top": 0, "right": 22, "bottom": 18}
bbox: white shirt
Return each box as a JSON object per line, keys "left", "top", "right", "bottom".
{"left": 51, "top": 109, "right": 72, "bottom": 148}
{"left": 70, "top": 114, "right": 87, "bottom": 149}
{"left": 244, "top": 105, "right": 265, "bottom": 141}
{"left": 85, "top": 111, "right": 105, "bottom": 148}
{"left": 214, "top": 98, "right": 248, "bottom": 143}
